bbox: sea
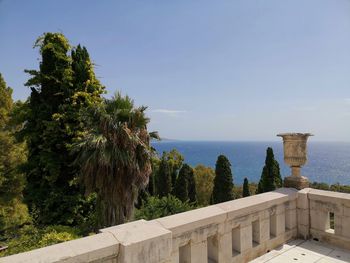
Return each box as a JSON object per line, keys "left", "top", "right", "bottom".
{"left": 152, "top": 141, "right": 350, "bottom": 185}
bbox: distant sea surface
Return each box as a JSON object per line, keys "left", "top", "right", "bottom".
{"left": 152, "top": 141, "right": 350, "bottom": 185}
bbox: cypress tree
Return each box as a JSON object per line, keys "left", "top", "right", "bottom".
{"left": 186, "top": 165, "right": 197, "bottom": 203}
{"left": 257, "top": 147, "right": 282, "bottom": 193}
{"left": 22, "top": 33, "right": 104, "bottom": 225}
{"left": 156, "top": 153, "right": 172, "bottom": 197}
{"left": 212, "top": 155, "right": 234, "bottom": 204}
{"left": 165, "top": 149, "right": 183, "bottom": 194}
{"left": 174, "top": 164, "right": 197, "bottom": 203}
{"left": 243, "top": 177, "right": 250, "bottom": 197}
{"left": 174, "top": 165, "right": 189, "bottom": 202}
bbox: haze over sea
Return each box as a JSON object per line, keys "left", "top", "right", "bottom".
{"left": 152, "top": 141, "right": 350, "bottom": 185}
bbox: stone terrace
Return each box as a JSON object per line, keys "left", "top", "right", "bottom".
{"left": 2, "top": 187, "right": 350, "bottom": 263}
{"left": 252, "top": 239, "right": 350, "bottom": 263}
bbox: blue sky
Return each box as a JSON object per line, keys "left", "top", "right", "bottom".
{"left": 1, "top": 0, "right": 350, "bottom": 141}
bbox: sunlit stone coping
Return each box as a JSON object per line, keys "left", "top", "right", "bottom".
{"left": 2, "top": 188, "right": 350, "bottom": 263}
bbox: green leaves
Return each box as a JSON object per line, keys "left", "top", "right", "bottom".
{"left": 0, "top": 73, "right": 13, "bottom": 129}
{"left": 212, "top": 155, "right": 234, "bottom": 204}
{"left": 193, "top": 165, "right": 215, "bottom": 206}
{"left": 22, "top": 33, "right": 105, "bottom": 226}
{"left": 0, "top": 225, "right": 81, "bottom": 257}
{"left": 134, "top": 195, "right": 194, "bottom": 220}
{"left": 0, "top": 73, "right": 29, "bottom": 233}
{"left": 257, "top": 147, "right": 282, "bottom": 194}
{"left": 73, "top": 93, "right": 155, "bottom": 226}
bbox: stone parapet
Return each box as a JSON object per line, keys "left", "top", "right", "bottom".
{"left": 307, "top": 188, "right": 350, "bottom": 250}
{"left": 4, "top": 188, "right": 350, "bottom": 263}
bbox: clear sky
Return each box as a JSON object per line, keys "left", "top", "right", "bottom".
{"left": 1, "top": 0, "right": 350, "bottom": 141}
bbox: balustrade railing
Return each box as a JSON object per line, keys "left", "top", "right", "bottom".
{"left": 3, "top": 188, "right": 350, "bottom": 262}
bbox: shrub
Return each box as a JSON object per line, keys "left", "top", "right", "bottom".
{"left": 134, "top": 195, "right": 194, "bottom": 220}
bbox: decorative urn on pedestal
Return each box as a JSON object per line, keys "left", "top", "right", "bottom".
{"left": 277, "top": 133, "right": 313, "bottom": 190}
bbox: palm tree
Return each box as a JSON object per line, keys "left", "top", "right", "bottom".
{"left": 74, "top": 93, "right": 159, "bottom": 227}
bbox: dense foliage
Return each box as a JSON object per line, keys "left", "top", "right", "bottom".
{"left": 166, "top": 150, "right": 184, "bottom": 192}
{"left": 0, "top": 73, "right": 29, "bottom": 233}
{"left": 172, "top": 163, "right": 196, "bottom": 203}
{"left": 134, "top": 195, "right": 193, "bottom": 220}
{"left": 156, "top": 153, "right": 172, "bottom": 197}
{"left": 193, "top": 165, "right": 215, "bottom": 206}
{"left": 257, "top": 147, "right": 282, "bottom": 193}
{"left": 0, "top": 32, "right": 158, "bottom": 256}
{"left": 173, "top": 165, "right": 188, "bottom": 202}
{"left": 212, "top": 155, "right": 234, "bottom": 204}
{"left": 21, "top": 33, "right": 105, "bottom": 226}
{"left": 0, "top": 225, "right": 81, "bottom": 257}
{"left": 73, "top": 93, "right": 158, "bottom": 227}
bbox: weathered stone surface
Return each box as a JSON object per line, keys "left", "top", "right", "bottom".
{"left": 297, "top": 188, "right": 311, "bottom": 209}
{"left": 100, "top": 220, "right": 172, "bottom": 263}
{"left": 277, "top": 133, "right": 313, "bottom": 168}
{"left": 0, "top": 232, "right": 119, "bottom": 263}
{"left": 277, "top": 133, "right": 312, "bottom": 190}
{"left": 284, "top": 175, "right": 309, "bottom": 190}
{"left": 285, "top": 208, "right": 297, "bottom": 230}
{"left": 155, "top": 205, "right": 226, "bottom": 237}
{"left": 217, "top": 188, "right": 297, "bottom": 221}
{"left": 189, "top": 240, "right": 207, "bottom": 263}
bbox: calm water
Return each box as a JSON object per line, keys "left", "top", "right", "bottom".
{"left": 152, "top": 141, "right": 350, "bottom": 185}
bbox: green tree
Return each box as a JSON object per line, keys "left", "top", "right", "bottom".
{"left": 21, "top": 33, "right": 104, "bottom": 226}
{"left": 243, "top": 177, "right": 250, "bottom": 197}
{"left": 174, "top": 163, "right": 196, "bottom": 203}
{"left": 73, "top": 93, "right": 158, "bottom": 227}
{"left": 0, "top": 73, "right": 29, "bottom": 233}
{"left": 156, "top": 153, "right": 172, "bottom": 197}
{"left": 0, "top": 73, "right": 13, "bottom": 127}
{"left": 212, "top": 155, "right": 234, "bottom": 204}
{"left": 194, "top": 165, "right": 215, "bottom": 206}
{"left": 134, "top": 195, "right": 193, "bottom": 220}
{"left": 257, "top": 147, "right": 282, "bottom": 193}
{"left": 174, "top": 165, "right": 189, "bottom": 202}
{"left": 186, "top": 165, "right": 197, "bottom": 203}
{"left": 165, "top": 149, "right": 184, "bottom": 191}
{"left": 147, "top": 157, "right": 160, "bottom": 196}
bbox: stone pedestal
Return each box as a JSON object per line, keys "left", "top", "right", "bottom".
{"left": 284, "top": 175, "right": 309, "bottom": 190}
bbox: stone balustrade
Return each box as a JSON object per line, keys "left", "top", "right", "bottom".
{"left": 2, "top": 188, "right": 350, "bottom": 263}
{"left": 298, "top": 188, "right": 350, "bottom": 250}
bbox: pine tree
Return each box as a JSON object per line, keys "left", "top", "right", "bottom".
{"left": 243, "top": 177, "right": 250, "bottom": 197}
{"left": 212, "top": 155, "right": 234, "bottom": 204}
{"left": 257, "top": 147, "right": 282, "bottom": 193}
{"left": 22, "top": 33, "right": 104, "bottom": 225}
{"left": 156, "top": 153, "right": 172, "bottom": 197}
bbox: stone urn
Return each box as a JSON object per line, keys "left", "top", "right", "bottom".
{"left": 277, "top": 133, "right": 313, "bottom": 189}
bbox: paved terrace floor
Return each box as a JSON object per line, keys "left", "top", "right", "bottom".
{"left": 250, "top": 239, "right": 350, "bottom": 263}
